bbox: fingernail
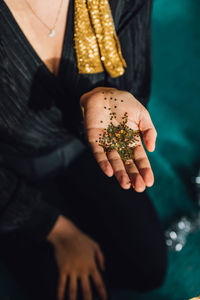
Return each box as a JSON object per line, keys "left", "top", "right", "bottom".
{"left": 151, "top": 143, "right": 156, "bottom": 151}
{"left": 123, "top": 181, "right": 131, "bottom": 189}
{"left": 146, "top": 181, "right": 154, "bottom": 187}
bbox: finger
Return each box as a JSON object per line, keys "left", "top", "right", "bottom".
{"left": 91, "top": 269, "right": 107, "bottom": 300}
{"left": 133, "top": 144, "right": 154, "bottom": 187}
{"left": 94, "top": 244, "right": 105, "bottom": 272}
{"left": 80, "top": 275, "right": 92, "bottom": 300}
{"left": 106, "top": 150, "right": 132, "bottom": 189}
{"left": 69, "top": 274, "right": 78, "bottom": 300}
{"left": 139, "top": 109, "right": 157, "bottom": 152}
{"left": 124, "top": 160, "right": 146, "bottom": 193}
{"left": 58, "top": 273, "right": 68, "bottom": 300}
{"left": 89, "top": 140, "right": 113, "bottom": 177}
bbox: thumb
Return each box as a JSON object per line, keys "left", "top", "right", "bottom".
{"left": 139, "top": 109, "right": 157, "bottom": 152}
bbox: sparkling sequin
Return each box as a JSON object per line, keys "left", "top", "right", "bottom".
{"left": 74, "top": 0, "right": 127, "bottom": 78}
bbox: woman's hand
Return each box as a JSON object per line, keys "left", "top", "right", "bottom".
{"left": 80, "top": 87, "right": 157, "bottom": 193}
{"left": 47, "top": 215, "right": 107, "bottom": 300}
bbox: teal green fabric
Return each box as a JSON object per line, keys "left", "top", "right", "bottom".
{"left": 148, "top": 0, "right": 200, "bottom": 222}
{"left": 112, "top": 0, "right": 200, "bottom": 299}
{"left": 123, "top": 0, "right": 200, "bottom": 299}
{"left": 0, "top": 0, "right": 199, "bottom": 299}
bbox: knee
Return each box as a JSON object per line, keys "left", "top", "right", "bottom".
{"left": 118, "top": 231, "right": 168, "bottom": 292}
{"left": 135, "top": 255, "right": 168, "bottom": 292}
{"left": 106, "top": 243, "right": 168, "bottom": 292}
{"left": 130, "top": 243, "right": 168, "bottom": 292}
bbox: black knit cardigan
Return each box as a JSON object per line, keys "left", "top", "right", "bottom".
{"left": 0, "top": 0, "right": 153, "bottom": 248}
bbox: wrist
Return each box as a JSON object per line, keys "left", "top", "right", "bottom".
{"left": 46, "top": 215, "right": 79, "bottom": 246}
{"left": 80, "top": 86, "right": 118, "bottom": 108}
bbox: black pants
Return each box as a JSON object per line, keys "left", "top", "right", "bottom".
{"left": 2, "top": 148, "right": 167, "bottom": 300}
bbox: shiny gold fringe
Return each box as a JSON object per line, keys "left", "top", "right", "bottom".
{"left": 74, "top": 0, "right": 127, "bottom": 78}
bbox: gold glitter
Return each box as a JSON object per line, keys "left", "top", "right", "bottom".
{"left": 125, "top": 160, "right": 132, "bottom": 165}
{"left": 98, "top": 112, "right": 140, "bottom": 162}
{"left": 74, "top": 0, "right": 127, "bottom": 78}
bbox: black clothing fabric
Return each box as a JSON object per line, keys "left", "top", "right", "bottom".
{"left": 1, "top": 149, "right": 167, "bottom": 300}
{"left": 0, "top": 0, "right": 168, "bottom": 298}
{"left": 0, "top": 0, "right": 154, "bottom": 246}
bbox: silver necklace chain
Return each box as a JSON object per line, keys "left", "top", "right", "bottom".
{"left": 24, "top": 0, "right": 64, "bottom": 37}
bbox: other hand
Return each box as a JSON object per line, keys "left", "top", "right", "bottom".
{"left": 47, "top": 215, "right": 107, "bottom": 300}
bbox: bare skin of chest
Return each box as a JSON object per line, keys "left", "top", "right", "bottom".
{"left": 4, "top": 0, "right": 70, "bottom": 77}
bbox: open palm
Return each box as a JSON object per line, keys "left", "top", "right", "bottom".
{"left": 80, "top": 87, "right": 157, "bottom": 192}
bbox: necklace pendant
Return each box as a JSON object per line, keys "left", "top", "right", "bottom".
{"left": 49, "top": 28, "right": 55, "bottom": 37}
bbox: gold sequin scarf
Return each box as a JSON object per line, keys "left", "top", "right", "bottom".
{"left": 74, "top": 0, "right": 127, "bottom": 78}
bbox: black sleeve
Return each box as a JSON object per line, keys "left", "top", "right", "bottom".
{"left": 0, "top": 164, "right": 61, "bottom": 248}
{"left": 0, "top": 39, "right": 62, "bottom": 249}
{"left": 105, "top": 0, "right": 153, "bottom": 107}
